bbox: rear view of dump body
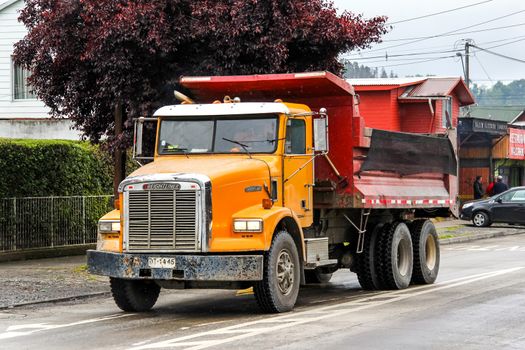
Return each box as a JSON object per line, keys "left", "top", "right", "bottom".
{"left": 181, "top": 71, "right": 458, "bottom": 213}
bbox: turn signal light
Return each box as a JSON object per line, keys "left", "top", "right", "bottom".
{"left": 262, "top": 198, "right": 273, "bottom": 209}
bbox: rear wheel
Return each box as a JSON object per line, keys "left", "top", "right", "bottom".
{"left": 409, "top": 220, "right": 440, "bottom": 284}
{"left": 254, "top": 230, "right": 301, "bottom": 313}
{"left": 472, "top": 211, "right": 491, "bottom": 227}
{"left": 355, "top": 223, "right": 383, "bottom": 290}
{"left": 305, "top": 269, "right": 333, "bottom": 284}
{"left": 110, "top": 278, "right": 160, "bottom": 312}
{"left": 376, "top": 222, "right": 413, "bottom": 290}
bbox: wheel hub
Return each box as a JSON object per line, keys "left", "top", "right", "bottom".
{"left": 425, "top": 234, "right": 437, "bottom": 270}
{"left": 474, "top": 213, "right": 485, "bottom": 226}
{"left": 276, "top": 249, "right": 294, "bottom": 295}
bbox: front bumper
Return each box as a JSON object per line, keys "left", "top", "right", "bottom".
{"left": 459, "top": 208, "right": 473, "bottom": 220}
{"left": 87, "top": 250, "right": 263, "bottom": 281}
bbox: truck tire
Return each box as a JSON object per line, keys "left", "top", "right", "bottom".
{"left": 472, "top": 211, "right": 491, "bottom": 227}
{"left": 254, "top": 230, "right": 301, "bottom": 313}
{"left": 376, "top": 222, "right": 413, "bottom": 290}
{"left": 355, "top": 223, "right": 383, "bottom": 290}
{"left": 110, "top": 277, "right": 161, "bottom": 312}
{"left": 409, "top": 220, "right": 440, "bottom": 284}
{"left": 305, "top": 269, "right": 333, "bottom": 284}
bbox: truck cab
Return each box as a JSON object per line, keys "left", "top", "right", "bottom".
{"left": 89, "top": 99, "right": 328, "bottom": 313}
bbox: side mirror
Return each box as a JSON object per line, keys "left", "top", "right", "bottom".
{"left": 313, "top": 108, "right": 329, "bottom": 153}
{"left": 496, "top": 197, "right": 503, "bottom": 203}
{"left": 133, "top": 117, "right": 157, "bottom": 164}
{"left": 135, "top": 119, "right": 144, "bottom": 156}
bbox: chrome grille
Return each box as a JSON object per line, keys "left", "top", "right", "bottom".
{"left": 127, "top": 189, "right": 198, "bottom": 251}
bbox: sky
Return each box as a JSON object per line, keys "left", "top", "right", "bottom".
{"left": 333, "top": 0, "right": 525, "bottom": 86}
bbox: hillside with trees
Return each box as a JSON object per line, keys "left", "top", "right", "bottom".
{"left": 471, "top": 80, "right": 525, "bottom": 106}
{"left": 342, "top": 61, "right": 398, "bottom": 79}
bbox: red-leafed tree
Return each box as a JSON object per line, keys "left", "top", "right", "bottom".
{"left": 14, "top": 0, "right": 388, "bottom": 145}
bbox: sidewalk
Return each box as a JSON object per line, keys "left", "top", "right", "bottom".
{"left": 0, "top": 255, "right": 109, "bottom": 309}
{"left": 1, "top": 219, "right": 524, "bottom": 309}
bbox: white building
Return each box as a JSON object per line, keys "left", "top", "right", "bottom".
{"left": 0, "top": 0, "right": 80, "bottom": 139}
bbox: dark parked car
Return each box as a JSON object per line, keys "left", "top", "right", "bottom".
{"left": 460, "top": 186, "right": 525, "bottom": 227}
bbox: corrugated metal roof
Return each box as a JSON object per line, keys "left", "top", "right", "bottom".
{"left": 346, "top": 78, "right": 425, "bottom": 86}
{"left": 468, "top": 106, "right": 525, "bottom": 123}
{"left": 406, "top": 77, "right": 460, "bottom": 97}
{"left": 400, "top": 77, "right": 475, "bottom": 106}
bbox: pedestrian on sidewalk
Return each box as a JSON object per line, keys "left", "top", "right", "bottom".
{"left": 473, "top": 175, "right": 484, "bottom": 199}
{"left": 486, "top": 178, "right": 496, "bottom": 197}
{"left": 493, "top": 175, "right": 508, "bottom": 195}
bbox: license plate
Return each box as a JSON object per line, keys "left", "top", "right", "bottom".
{"left": 148, "top": 257, "right": 176, "bottom": 269}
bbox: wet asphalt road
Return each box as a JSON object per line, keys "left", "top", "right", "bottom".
{"left": 2, "top": 234, "right": 525, "bottom": 350}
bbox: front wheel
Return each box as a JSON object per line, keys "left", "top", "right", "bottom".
{"left": 472, "top": 211, "right": 491, "bottom": 227}
{"left": 110, "top": 277, "right": 160, "bottom": 312}
{"left": 254, "top": 230, "right": 301, "bottom": 313}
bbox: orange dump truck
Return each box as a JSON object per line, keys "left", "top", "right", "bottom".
{"left": 88, "top": 72, "right": 457, "bottom": 313}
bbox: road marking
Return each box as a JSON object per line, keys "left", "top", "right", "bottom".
{"left": 129, "top": 267, "right": 524, "bottom": 350}
{"left": 0, "top": 313, "right": 134, "bottom": 340}
{"left": 444, "top": 245, "right": 525, "bottom": 252}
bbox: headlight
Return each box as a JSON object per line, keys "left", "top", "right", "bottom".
{"left": 98, "top": 221, "right": 120, "bottom": 233}
{"left": 233, "top": 219, "right": 263, "bottom": 233}
{"left": 462, "top": 202, "right": 474, "bottom": 209}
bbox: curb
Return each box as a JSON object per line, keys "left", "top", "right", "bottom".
{"left": 439, "top": 229, "right": 525, "bottom": 245}
{"left": 0, "top": 291, "right": 111, "bottom": 311}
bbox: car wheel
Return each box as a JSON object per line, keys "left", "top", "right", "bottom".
{"left": 472, "top": 211, "right": 491, "bottom": 227}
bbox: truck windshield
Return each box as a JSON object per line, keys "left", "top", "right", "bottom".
{"left": 158, "top": 115, "right": 279, "bottom": 154}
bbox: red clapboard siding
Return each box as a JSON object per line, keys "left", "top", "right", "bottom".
{"left": 400, "top": 102, "right": 435, "bottom": 133}
{"left": 356, "top": 90, "right": 401, "bottom": 131}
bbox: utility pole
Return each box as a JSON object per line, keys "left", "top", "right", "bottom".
{"left": 464, "top": 39, "right": 473, "bottom": 89}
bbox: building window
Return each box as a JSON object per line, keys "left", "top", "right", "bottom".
{"left": 442, "top": 98, "right": 452, "bottom": 128}
{"left": 12, "top": 62, "right": 36, "bottom": 100}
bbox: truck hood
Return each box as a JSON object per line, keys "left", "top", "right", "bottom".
{"left": 128, "top": 156, "right": 271, "bottom": 188}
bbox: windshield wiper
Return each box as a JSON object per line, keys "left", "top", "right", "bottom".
{"left": 161, "top": 141, "right": 189, "bottom": 158}
{"left": 222, "top": 138, "right": 252, "bottom": 158}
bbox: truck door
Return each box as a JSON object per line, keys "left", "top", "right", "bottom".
{"left": 283, "top": 117, "right": 314, "bottom": 228}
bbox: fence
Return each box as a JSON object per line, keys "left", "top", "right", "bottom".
{"left": 0, "top": 195, "right": 113, "bottom": 252}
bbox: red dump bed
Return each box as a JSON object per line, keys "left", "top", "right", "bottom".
{"left": 181, "top": 72, "right": 458, "bottom": 211}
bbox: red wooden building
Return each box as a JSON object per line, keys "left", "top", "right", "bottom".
{"left": 346, "top": 77, "right": 475, "bottom": 134}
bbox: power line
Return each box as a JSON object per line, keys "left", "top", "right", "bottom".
{"left": 344, "top": 34, "right": 525, "bottom": 60}
{"left": 483, "top": 37, "right": 525, "bottom": 50}
{"left": 473, "top": 55, "right": 493, "bottom": 83}
{"left": 367, "top": 55, "right": 457, "bottom": 69}
{"left": 343, "top": 36, "right": 525, "bottom": 64}
{"left": 472, "top": 44, "right": 525, "bottom": 64}
{"left": 388, "top": 0, "right": 493, "bottom": 25}
{"left": 347, "top": 9, "right": 525, "bottom": 55}
{"left": 343, "top": 49, "right": 458, "bottom": 61}
{"left": 381, "top": 22, "right": 525, "bottom": 42}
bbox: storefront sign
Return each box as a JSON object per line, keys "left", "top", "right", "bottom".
{"left": 509, "top": 128, "right": 525, "bottom": 160}
{"left": 471, "top": 119, "right": 508, "bottom": 134}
